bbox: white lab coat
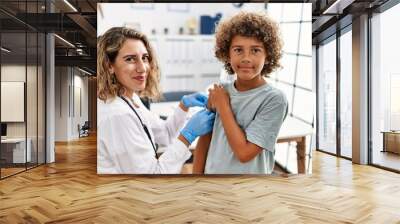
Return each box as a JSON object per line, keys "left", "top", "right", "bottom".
{"left": 97, "top": 94, "right": 191, "bottom": 174}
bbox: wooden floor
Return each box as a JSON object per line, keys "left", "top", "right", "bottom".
{"left": 372, "top": 150, "right": 400, "bottom": 171}
{"left": 1, "top": 135, "right": 400, "bottom": 223}
{"left": 0, "top": 167, "right": 26, "bottom": 178}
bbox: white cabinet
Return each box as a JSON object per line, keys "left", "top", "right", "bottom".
{"left": 149, "top": 35, "right": 222, "bottom": 92}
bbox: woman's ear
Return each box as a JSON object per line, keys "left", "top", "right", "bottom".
{"left": 108, "top": 63, "right": 114, "bottom": 75}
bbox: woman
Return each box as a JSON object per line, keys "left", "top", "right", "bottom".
{"left": 97, "top": 27, "right": 215, "bottom": 174}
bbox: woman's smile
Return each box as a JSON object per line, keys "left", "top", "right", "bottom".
{"left": 133, "top": 75, "right": 146, "bottom": 82}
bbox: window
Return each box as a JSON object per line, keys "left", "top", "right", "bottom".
{"left": 0, "top": 1, "right": 47, "bottom": 179}
{"left": 339, "top": 28, "right": 352, "bottom": 158}
{"left": 268, "top": 3, "right": 314, "bottom": 173}
{"left": 371, "top": 2, "right": 400, "bottom": 171}
{"left": 317, "top": 36, "right": 337, "bottom": 155}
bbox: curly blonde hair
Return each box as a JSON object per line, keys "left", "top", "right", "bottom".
{"left": 214, "top": 12, "right": 283, "bottom": 77}
{"left": 97, "top": 27, "right": 161, "bottom": 102}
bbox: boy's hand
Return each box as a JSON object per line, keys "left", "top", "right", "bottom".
{"left": 208, "top": 84, "right": 230, "bottom": 113}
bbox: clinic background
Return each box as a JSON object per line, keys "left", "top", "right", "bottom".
{"left": 97, "top": 3, "right": 314, "bottom": 174}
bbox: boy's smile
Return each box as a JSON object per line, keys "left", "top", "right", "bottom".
{"left": 238, "top": 65, "right": 254, "bottom": 70}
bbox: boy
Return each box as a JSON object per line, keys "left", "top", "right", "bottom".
{"left": 193, "top": 12, "right": 288, "bottom": 174}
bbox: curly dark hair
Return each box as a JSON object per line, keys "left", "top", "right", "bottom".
{"left": 214, "top": 12, "right": 283, "bottom": 77}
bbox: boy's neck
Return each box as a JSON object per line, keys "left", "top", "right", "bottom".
{"left": 234, "top": 76, "right": 266, "bottom": 92}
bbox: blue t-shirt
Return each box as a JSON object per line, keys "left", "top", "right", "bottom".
{"left": 204, "top": 82, "right": 288, "bottom": 174}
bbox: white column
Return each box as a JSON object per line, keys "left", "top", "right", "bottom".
{"left": 45, "top": 0, "right": 55, "bottom": 163}
{"left": 352, "top": 14, "right": 369, "bottom": 164}
{"left": 46, "top": 32, "right": 55, "bottom": 163}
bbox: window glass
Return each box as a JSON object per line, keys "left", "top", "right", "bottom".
{"left": 317, "top": 37, "right": 337, "bottom": 154}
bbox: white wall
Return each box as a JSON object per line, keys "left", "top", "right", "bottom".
{"left": 1, "top": 65, "right": 26, "bottom": 140}
{"left": 54, "top": 67, "right": 89, "bottom": 141}
{"left": 55, "top": 66, "right": 68, "bottom": 141}
{"left": 1, "top": 82, "right": 24, "bottom": 122}
{"left": 1, "top": 65, "right": 31, "bottom": 138}
{"left": 97, "top": 3, "right": 310, "bottom": 94}
{"left": 98, "top": 3, "right": 267, "bottom": 36}
{"left": 72, "top": 73, "right": 89, "bottom": 138}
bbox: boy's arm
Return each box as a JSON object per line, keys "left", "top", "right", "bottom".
{"left": 209, "top": 85, "right": 262, "bottom": 163}
{"left": 192, "top": 133, "right": 212, "bottom": 174}
{"left": 218, "top": 105, "right": 262, "bottom": 163}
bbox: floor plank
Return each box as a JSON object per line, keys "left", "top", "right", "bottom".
{"left": 0, "top": 134, "right": 399, "bottom": 223}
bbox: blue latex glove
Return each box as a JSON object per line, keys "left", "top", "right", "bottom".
{"left": 181, "top": 92, "right": 208, "bottom": 108}
{"left": 180, "top": 109, "right": 216, "bottom": 144}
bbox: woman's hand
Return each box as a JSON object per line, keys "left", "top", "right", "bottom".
{"left": 180, "top": 109, "right": 216, "bottom": 145}
{"left": 208, "top": 84, "right": 230, "bottom": 113}
{"left": 181, "top": 92, "right": 208, "bottom": 110}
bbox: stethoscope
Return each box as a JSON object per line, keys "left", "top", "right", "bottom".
{"left": 119, "top": 96, "right": 159, "bottom": 160}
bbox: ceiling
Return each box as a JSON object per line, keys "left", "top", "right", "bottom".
{"left": 1, "top": 0, "right": 97, "bottom": 74}
{"left": 311, "top": 0, "right": 390, "bottom": 44}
